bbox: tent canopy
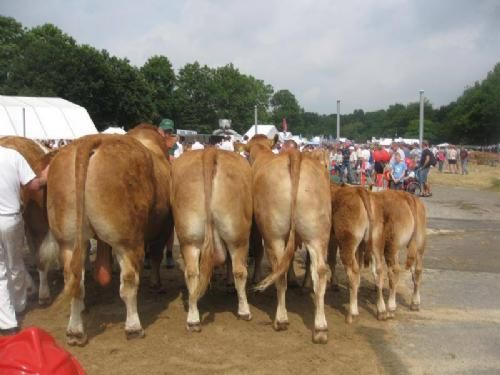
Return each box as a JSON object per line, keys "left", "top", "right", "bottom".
{"left": 0, "top": 95, "right": 98, "bottom": 140}
{"left": 244, "top": 124, "right": 278, "bottom": 139}
{"left": 102, "top": 126, "right": 126, "bottom": 135}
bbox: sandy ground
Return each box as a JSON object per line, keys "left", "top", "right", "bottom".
{"left": 18, "top": 184, "right": 500, "bottom": 375}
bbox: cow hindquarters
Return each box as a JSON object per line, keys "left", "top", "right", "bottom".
{"left": 306, "top": 239, "right": 329, "bottom": 344}
{"left": 114, "top": 247, "right": 144, "bottom": 339}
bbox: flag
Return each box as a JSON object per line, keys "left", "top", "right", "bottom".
{"left": 282, "top": 117, "right": 288, "bottom": 132}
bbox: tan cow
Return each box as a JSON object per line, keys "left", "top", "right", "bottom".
{"left": 47, "top": 125, "right": 172, "bottom": 346}
{"left": 171, "top": 148, "right": 253, "bottom": 331}
{"left": 329, "top": 187, "right": 426, "bottom": 322}
{"left": 0, "top": 136, "right": 59, "bottom": 305}
{"left": 247, "top": 135, "right": 331, "bottom": 344}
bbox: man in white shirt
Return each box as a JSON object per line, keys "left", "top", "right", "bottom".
{"left": 191, "top": 141, "right": 205, "bottom": 150}
{"left": 219, "top": 137, "right": 234, "bottom": 152}
{"left": 390, "top": 142, "right": 406, "bottom": 164}
{"left": 0, "top": 146, "right": 48, "bottom": 334}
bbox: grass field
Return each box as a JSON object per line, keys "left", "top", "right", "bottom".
{"left": 429, "top": 162, "right": 500, "bottom": 191}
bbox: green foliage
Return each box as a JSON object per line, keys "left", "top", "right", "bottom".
{"left": 0, "top": 15, "right": 498, "bottom": 143}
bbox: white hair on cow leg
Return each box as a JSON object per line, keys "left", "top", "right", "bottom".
{"left": 38, "top": 232, "right": 60, "bottom": 304}
{"left": 182, "top": 244, "right": 202, "bottom": 330}
{"left": 306, "top": 241, "right": 328, "bottom": 344}
{"left": 115, "top": 251, "right": 143, "bottom": 335}
{"left": 228, "top": 246, "right": 251, "bottom": 320}
{"left": 67, "top": 271, "right": 85, "bottom": 336}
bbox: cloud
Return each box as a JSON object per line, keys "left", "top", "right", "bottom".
{"left": 2, "top": 0, "right": 500, "bottom": 113}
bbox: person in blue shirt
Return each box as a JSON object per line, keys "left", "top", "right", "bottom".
{"left": 389, "top": 152, "right": 407, "bottom": 190}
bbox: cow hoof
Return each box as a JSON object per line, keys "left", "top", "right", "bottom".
{"left": 273, "top": 320, "right": 289, "bottom": 331}
{"left": 66, "top": 332, "right": 88, "bottom": 347}
{"left": 186, "top": 322, "right": 202, "bottom": 332}
{"left": 126, "top": 328, "right": 145, "bottom": 340}
{"left": 377, "top": 311, "right": 387, "bottom": 321}
{"left": 387, "top": 310, "right": 396, "bottom": 319}
{"left": 410, "top": 303, "right": 420, "bottom": 311}
{"left": 38, "top": 297, "right": 51, "bottom": 306}
{"left": 238, "top": 313, "right": 252, "bottom": 321}
{"left": 312, "top": 329, "right": 328, "bottom": 344}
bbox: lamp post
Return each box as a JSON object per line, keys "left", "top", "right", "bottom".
{"left": 419, "top": 90, "right": 424, "bottom": 145}
{"left": 336, "top": 100, "right": 340, "bottom": 140}
{"left": 254, "top": 104, "right": 258, "bottom": 135}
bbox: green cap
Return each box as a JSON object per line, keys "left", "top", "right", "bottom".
{"left": 159, "top": 118, "right": 174, "bottom": 130}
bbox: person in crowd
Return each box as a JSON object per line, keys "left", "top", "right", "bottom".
{"left": 373, "top": 143, "right": 390, "bottom": 191}
{"left": 219, "top": 136, "right": 234, "bottom": 152}
{"left": 349, "top": 146, "right": 357, "bottom": 183}
{"left": 340, "top": 143, "right": 352, "bottom": 183}
{"left": 0, "top": 146, "right": 49, "bottom": 335}
{"left": 191, "top": 140, "right": 205, "bottom": 150}
{"left": 437, "top": 147, "right": 446, "bottom": 172}
{"left": 156, "top": 118, "right": 177, "bottom": 268}
{"left": 173, "top": 136, "right": 184, "bottom": 158}
{"left": 389, "top": 142, "right": 405, "bottom": 164}
{"left": 460, "top": 147, "right": 469, "bottom": 175}
{"left": 417, "top": 140, "right": 433, "bottom": 197}
{"left": 410, "top": 143, "right": 422, "bottom": 167}
{"left": 389, "top": 152, "right": 407, "bottom": 190}
{"left": 281, "top": 139, "right": 298, "bottom": 153}
{"left": 448, "top": 145, "right": 458, "bottom": 174}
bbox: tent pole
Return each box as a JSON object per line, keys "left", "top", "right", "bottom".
{"left": 23, "top": 107, "right": 26, "bottom": 137}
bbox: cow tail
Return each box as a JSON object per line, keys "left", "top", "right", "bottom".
{"left": 405, "top": 194, "right": 418, "bottom": 269}
{"left": 195, "top": 148, "right": 217, "bottom": 299}
{"left": 255, "top": 149, "right": 301, "bottom": 291}
{"left": 66, "top": 138, "right": 101, "bottom": 298}
{"left": 358, "top": 188, "right": 373, "bottom": 267}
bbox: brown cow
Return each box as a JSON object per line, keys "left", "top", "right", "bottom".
{"left": 0, "top": 136, "right": 59, "bottom": 305}
{"left": 247, "top": 135, "right": 331, "bottom": 344}
{"left": 329, "top": 187, "right": 426, "bottom": 321}
{"left": 47, "top": 125, "right": 172, "bottom": 346}
{"left": 171, "top": 148, "right": 253, "bottom": 331}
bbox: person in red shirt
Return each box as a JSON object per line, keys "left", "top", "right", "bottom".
{"left": 373, "top": 144, "right": 390, "bottom": 190}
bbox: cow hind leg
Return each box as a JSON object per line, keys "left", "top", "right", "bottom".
{"left": 228, "top": 243, "right": 251, "bottom": 321}
{"left": 306, "top": 240, "right": 329, "bottom": 344}
{"left": 410, "top": 246, "right": 423, "bottom": 311}
{"left": 38, "top": 266, "right": 50, "bottom": 305}
{"left": 115, "top": 248, "right": 144, "bottom": 339}
{"left": 386, "top": 245, "right": 401, "bottom": 318}
{"left": 266, "top": 239, "right": 289, "bottom": 331}
{"left": 340, "top": 238, "right": 361, "bottom": 324}
{"left": 372, "top": 253, "right": 387, "bottom": 320}
{"left": 328, "top": 235, "right": 339, "bottom": 291}
{"left": 62, "top": 248, "right": 88, "bottom": 346}
{"left": 182, "top": 244, "right": 202, "bottom": 332}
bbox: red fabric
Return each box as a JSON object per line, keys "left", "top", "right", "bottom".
{"left": 373, "top": 149, "right": 390, "bottom": 163}
{"left": 0, "top": 327, "right": 85, "bottom": 375}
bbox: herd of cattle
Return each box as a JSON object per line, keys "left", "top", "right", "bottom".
{"left": 0, "top": 124, "right": 426, "bottom": 346}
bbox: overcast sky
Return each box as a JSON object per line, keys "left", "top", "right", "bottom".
{"left": 2, "top": 0, "right": 500, "bottom": 113}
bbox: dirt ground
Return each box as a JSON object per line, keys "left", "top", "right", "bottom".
{"left": 19, "top": 184, "right": 500, "bottom": 375}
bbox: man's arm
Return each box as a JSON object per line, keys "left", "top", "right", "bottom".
{"left": 26, "top": 164, "right": 49, "bottom": 191}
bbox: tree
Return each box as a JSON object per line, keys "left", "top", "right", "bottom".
{"left": 140, "top": 55, "right": 175, "bottom": 123}
{"left": 0, "top": 16, "right": 25, "bottom": 92}
{"left": 271, "top": 89, "right": 303, "bottom": 134}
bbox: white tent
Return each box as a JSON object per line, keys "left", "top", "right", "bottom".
{"left": 0, "top": 95, "right": 98, "bottom": 139}
{"left": 244, "top": 124, "right": 278, "bottom": 139}
{"left": 102, "top": 126, "right": 126, "bottom": 135}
